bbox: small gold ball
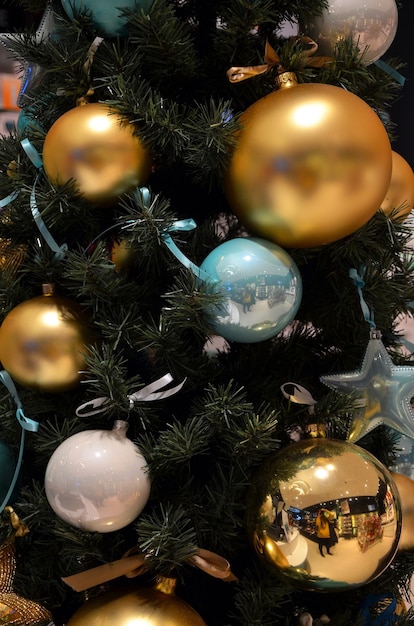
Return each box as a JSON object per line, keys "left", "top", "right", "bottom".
{"left": 380, "top": 151, "right": 414, "bottom": 221}
{"left": 0, "top": 294, "right": 95, "bottom": 393}
{"left": 43, "top": 103, "right": 152, "bottom": 205}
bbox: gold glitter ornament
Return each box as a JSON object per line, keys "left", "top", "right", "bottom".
{"left": 42, "top": 102, "right": 152, "bottom": 205}
{"left": 0, "top": 507, "right": 52, "bottom": 625}
{"left": 67, "top": 577, "right": 206, "bottom": 626}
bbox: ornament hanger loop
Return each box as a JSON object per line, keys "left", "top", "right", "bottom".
{"left": 349, "top": 266, "right": 376, "bottom": 330}
{"left": 281, "top": 382, "right": 317, "bottom": 415}
{"left": 0, "top": 371, "right": 39, "bottom": 514}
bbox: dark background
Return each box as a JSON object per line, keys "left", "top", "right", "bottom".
{"left": 1, "top": 1, "right": 414, "bottom": 167}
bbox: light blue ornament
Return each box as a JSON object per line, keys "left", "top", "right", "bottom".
{"left": 321, "top": 330, "right": 414, "bottom": 442}
{"left": 0, "top": 439, "right": 19, "bottom": 506}
{"left": 61, "top": 0, "right": 153, "bottom": 38}
{"left": 200, "top": 237, "right": 302, "bottom": 343}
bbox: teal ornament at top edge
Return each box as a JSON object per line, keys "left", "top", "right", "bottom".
{"left": 61, "top": 0, "right": 153, "bottom": 37}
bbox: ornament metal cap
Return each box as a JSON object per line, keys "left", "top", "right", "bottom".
{"left": 275, "top": 71, "right": 298, "bottom": 90}
{"left": 41, "top": 282, "right": 55, "bottom": 296}
{"left": 305, "top": 423, "right": 327, "bottom": 438}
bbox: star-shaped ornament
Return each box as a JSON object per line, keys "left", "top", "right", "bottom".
{"left": 320, "top": 330, "right": 414, "bottom": 442}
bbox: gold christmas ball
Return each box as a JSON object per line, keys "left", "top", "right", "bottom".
{"left": 391, "top": 472, "right": 414, "bottom": 551}
{"left": 246, "top": 438, "right": 401, "bottom": 591}
{"left": 42, "top": 103, "right": 152, "bottom": 205}
{"left": 380, "top": 151, "right": 414, "bottom": 222}
{"left": 225, "top": 83, "right": 392, "bottom": 248}
{"left": 0, "top": 288, "right": 95, "bottom": 393}
{"left": 67, "top": 578, "right": 207, "bottom": 626}
{"left": 110, "top": 238, "right": 134, "bottom": 272}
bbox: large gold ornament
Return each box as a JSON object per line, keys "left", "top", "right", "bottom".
{"left": 0, "top": 285, "right": 95, "bottom": 393}
{"left": 67, "top": 577, "right": 207, "bottom": 626}
{"left": 380, "top": 151, "right": 414, "bottom": 222}
{"left": 246, "top": 438, "right": 401, "bottom": 591}
{"left": 0, "top": 507, "right": 52, "bottom": 625}
{"left": 42, "top": 102, "right": 152, "bottom": 205}
{"left": 391, "top": 472, "right": 414, "bottom": 551}
{"left": 225, "top": 80, "right": 392, "bottom": 248}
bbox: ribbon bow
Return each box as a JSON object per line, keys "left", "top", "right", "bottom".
{"left": 62, "top": 547, "right": 237, "bottom": 592}
{"left": 227, "top": 38, "right": 332, "bottom": 84}
{"left": 76, "top": 373, "right": 186, "bottom": 417}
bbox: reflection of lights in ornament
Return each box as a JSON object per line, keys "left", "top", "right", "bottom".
{"left": 287, "top": 480, "right": 310, "bottom": 496}
{"left": 314, "top": 467, "right": 328, "bottom": 479}
{"left": 292, "top": 102, "right": 326, "bottom": 128}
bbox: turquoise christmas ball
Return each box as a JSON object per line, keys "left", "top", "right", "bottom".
{"left": 200, "top": 237, "right": 302, "bottom": 343}
{"left": 0, "top": 439, "right": 19, "bottom": 505}
{"left": 61, "top": 0, "right": 153, "bottom": 37}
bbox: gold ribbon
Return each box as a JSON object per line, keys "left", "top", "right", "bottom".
{"left": 227, "top": 38, "right": 332, "bottom": 84}
{"left": 62, "top": 547, "right": 237, "bottom": 592}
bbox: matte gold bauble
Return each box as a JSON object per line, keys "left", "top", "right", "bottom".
{"left": 0, "top": 287, "right": 95, "bottom": 393}
{"left": 391, "top": 472, "right": 414, "bottom": 551}
{"left": 225, "top": 83, "right": 392, "bottom": 248}
{"left": 42, "top": 103, "right": 152, "bottom": 205}
{"left": 246, "top": 438, "right": 401, "bottom": 591}
{"left": 67, "top": 578, "right": 207, "bottom": 626}
{"left": 380, "top": 151, "right": 414, "bottom": 222}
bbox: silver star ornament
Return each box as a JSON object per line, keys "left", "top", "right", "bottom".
{"left": 320, "top": 331, "right": 414, "bottom": 443}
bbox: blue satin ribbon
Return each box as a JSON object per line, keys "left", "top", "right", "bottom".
{"left": 0, "top": 189, "right": 19, "bottom": 210}
{"left": 349, "top": 266, "right": 375, "bottom": 329}
{"left": 21, "top": 138, "right": 43, "bottom": 169}
{"left": 20, "top": 138, "right": 68, "bottom": 259}
{"left": 162, "top": 219, "right": 217, "bottom": 283}
{"left": 30, "top": 173, "right": 68, "bottom": 260}
{"left": 374, "top": 59, "right": 405, "bottom": 86}
{"left": 0, "top": 370, "right": 39, "bottom": 513}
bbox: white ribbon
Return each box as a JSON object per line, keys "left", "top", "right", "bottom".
{"left": 76, "top": 373, "right": 186, "bottom": 417}
{"left": 280, "top": 382, "right": 317, "bottom": 415}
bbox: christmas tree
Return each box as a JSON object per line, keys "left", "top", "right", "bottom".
{"left": 1, "top": 0, "right": 414, "bottom": 624}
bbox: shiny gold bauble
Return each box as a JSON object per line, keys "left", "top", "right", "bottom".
{"left": 391, "top": 472, "right": 414, "bottom": 551}
{"left": 246, "top": 438, "right": 401, "bottom": 591}
{"left": 42, "top": 103, "right": 152, "bottom": 205}
{"left": 380, "top": 151, "right": 414, "bottom": 222}
{"left": 67, "top": 578, "right": 207, "bottom": 626}
{"left": 110, "top": 238, "right": 134, "bottom": 272}
{"left": 0, "top": 288, "right": 95, "bottom": 393}
{"left": 225, "top": 83, "right": 392, "bottom": 248}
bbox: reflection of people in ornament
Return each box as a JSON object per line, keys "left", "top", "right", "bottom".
{"left": 315, "top": 508, "right": 336, "bottom": 557}
{"left": 242, "top": 287, "right": 252, "bottom": 313}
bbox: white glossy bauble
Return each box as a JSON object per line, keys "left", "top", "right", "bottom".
{"left": 45, "top": 420, "right": 151, "bottom": 532}
{"left": 303, "top": 0, "right": 398, "bottom": 65}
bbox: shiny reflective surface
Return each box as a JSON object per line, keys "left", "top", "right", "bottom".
{"left": 303, "top": 0, "right": 398, "bottom": 65}
{"left": 43, "top": 103, "right": 152, "bottom": 205}
{"left": 45, "top": 421, "right": 151, "bottom": 532}
{"left": 0, "top": 294, "right": 94, "bottom": 393}
{"left": 67, "top": 578, "right": 207, "bottom": 626}
{"left": 200, "top": 237, "right": 302, "bottom": 343}
{"left": 225, "top": 83, "right": 392, "bottom": 248}
{"left": 246, "top": 439, "right": 401, "bottom": 591}
{"left": 391, "top": 472, "right": 414, "bottom": 551}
